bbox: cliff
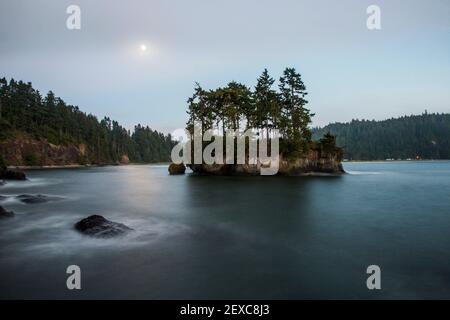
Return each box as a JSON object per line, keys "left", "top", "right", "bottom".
{"left": 0, "top": 136, "right": 129, "bottom": 167}
{"left": 189, "top": 148, "right": 344, "bottom": 176}
{"left": 0, "top": 138, "right": 84, "bottom": 166}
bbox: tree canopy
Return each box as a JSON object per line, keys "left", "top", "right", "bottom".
{"left": 186, "top": 68, "right": 314, "bottom": 156}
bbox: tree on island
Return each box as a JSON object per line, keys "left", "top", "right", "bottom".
{"left": 185, "top": 67, "right": 331, "bottom": 158}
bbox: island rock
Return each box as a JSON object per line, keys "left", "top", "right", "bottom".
{"left": 168, "top": 163, "right": 186, "bottom": 175}
{"left": 189, "top": 149, "right": 344, "bottom": 176}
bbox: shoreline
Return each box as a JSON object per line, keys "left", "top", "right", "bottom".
{"left": 7, "top": 162, "right": 170, "bottom": 170}
{"left": 7, "top": 164, "right": 98, "bottom": 171}
{"left": 343, "top": 159, "right": 450, "bottom": 163}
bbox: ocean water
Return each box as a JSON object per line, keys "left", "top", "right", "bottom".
{"left": 1, "top": 162, "right": 450, "bottom": 299}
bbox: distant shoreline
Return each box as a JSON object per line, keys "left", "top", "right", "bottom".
{"left": 7, "top": 162, "right": 170, "bottom": 170}
{"left": 343, "top": 159, "right": 450, "bottom": 163}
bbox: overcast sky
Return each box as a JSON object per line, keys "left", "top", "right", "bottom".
{"left": 1, "top": 0, "right": 449, "bottom": 133}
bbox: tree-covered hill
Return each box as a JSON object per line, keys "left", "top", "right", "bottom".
{"left": 0, "top": 78, "right": 175, "bottom": 166}
{"left": 312, "top": 113, "right": 450, "bottom": 160}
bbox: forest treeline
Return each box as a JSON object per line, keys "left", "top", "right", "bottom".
{"left": 0, "top": 78, "right": 175, "bottom": 165}
{"left": 3, "top": 76, "right": 445, "bottom": 165}
{"left": 313, "top": 113, "right": 450, "bottom": 160}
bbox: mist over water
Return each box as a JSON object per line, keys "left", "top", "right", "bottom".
{"left": 1, "top": 162, "right": 450, "bottom": 299}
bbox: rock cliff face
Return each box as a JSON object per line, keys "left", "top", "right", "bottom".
{"left": 0, "top": 137, "right": 129, "bottom": 167}
{"left": 0, "top": 138, "right": 83, "bottom": 166}
{"left": 189, "top": 149, "right": 344, "bottom": 176}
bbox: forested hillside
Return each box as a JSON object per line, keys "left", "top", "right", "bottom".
{"left": 312, "top": 113, "right": 450, "bottom": 160}
{"left": 0, "top": 78, "right": 175, "bottom": 166}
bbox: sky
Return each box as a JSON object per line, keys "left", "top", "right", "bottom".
{"left": 0, "top": 0, "right": 449, "bottom": 134}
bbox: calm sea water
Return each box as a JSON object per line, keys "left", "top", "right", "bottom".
{"left": 1, "top": 161, "right": 450, "bottom": 299}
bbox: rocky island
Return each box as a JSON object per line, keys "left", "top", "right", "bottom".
{"left": 175, "top": 68, "right": 344, "bottom": 176}
{"left": 189, "top": 146, "right": 344, "bottom": 176}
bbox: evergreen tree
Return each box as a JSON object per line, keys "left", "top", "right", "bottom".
{"left": 0, "top": 78, "right": 175, "bottom": 165}
{"left": 278, "top": 68, "right": 313, "bottom": 152}
{"left": 185, "top": 67, "right": 315, "bottom": 157}
{"left": 254, "top": 69, "right": 278, "bottom": 138}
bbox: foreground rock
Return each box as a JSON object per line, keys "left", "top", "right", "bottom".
{"left": 0, "top": 168, "right": 26, "bottom": 180}
{"left": 74, "top": 215, "right": 133, "bottom": 238}
{"left": 0, "top": 206, "right": 14, "bottom": 219}
{"left": 168, "top": 163, "right": 186, "bottom": 175}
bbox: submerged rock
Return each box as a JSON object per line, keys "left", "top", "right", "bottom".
{"left": 0, "top": 169, "right": 26, "bottom": 181}
{"left": 168, "top": 163, "right": 186, "bottom": 175}
{"left": 74, "top": 215, "right": 133, "bottom": 238}
{"left": 16, "top": 194, "right": 62, "bottom": 204}
{"left": 0, "top": 206, "right": 14, "bottom": 219}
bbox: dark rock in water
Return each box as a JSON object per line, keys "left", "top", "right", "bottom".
{"left": 168, "top": 163, "right": 186, "bottom": 175}
{"left": 0, "top": 180, "right": 5, "bottom": 186}
{"left": 17, "top": 194, "right": 62, "bottom": 204}
{"left": 0, "top": 194, "right": 57, "bottom": 204}
{"left": 74, "top": 215, "right": 133, "bottom": 238}
{"left": 0, "top": 169, "right": 26, "bottom": 181}
{"left": 0, "top": 206, "right": 14, "bottom": 219}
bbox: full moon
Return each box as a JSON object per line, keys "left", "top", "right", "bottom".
{"left": 140, "top": 44, "right": 147, "bottom": 52}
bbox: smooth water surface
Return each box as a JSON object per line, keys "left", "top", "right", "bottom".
{"left": 1, "top": 162, "right": 450, "bottom": 299}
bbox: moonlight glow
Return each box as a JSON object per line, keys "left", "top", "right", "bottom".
{"left": 140, "top": 44, "right": 147, "bottom": 52}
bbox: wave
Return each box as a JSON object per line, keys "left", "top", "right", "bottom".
{"left": 0, "top": 178, "right": 60, "bottom": 189}
{"left": 346, "top": 170, "right": 382, "bottom": 175}
{"left": 0, "top": 193, "right": 66, "bottom": 205}
{"left": 0, "top": 212, "right": 187, "bottom": 260}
